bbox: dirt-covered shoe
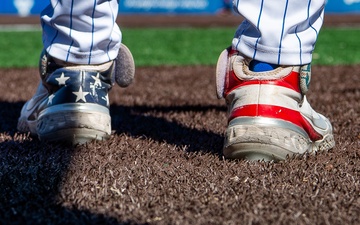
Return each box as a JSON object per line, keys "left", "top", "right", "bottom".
{"left": 216, "top": 48, "right": 335, "bottom": 161}
{"left": 17, "top": 44, "right": 135, "bottom": 144}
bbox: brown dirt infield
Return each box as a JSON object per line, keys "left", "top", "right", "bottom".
{"left": 0, "top": 15, "right": 360, "bottom": 225}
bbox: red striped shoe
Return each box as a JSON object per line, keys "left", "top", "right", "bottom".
{"left": 216, "top": 48, "right": 335, "bottom": 161}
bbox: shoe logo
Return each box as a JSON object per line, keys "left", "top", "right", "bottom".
{"left": 300, "top": 97, "right": 329, "bottom": 131}
{"left": 91, "top": 73, "right": 102, "bottom": 88}
{"left": 300, "top": 64, "right": 311, "bottom": 95}
{"left": 47, "top": 94, "right": 55, "bottom": 105}
{"left": 102, "top": 95, "right": 110, "bottom": 106}
{"left": 312, "top": 114, "right": 328, "bottom": 130}
{"left": 301, "top": 111, "right": 329, "bottom": 130}
{"left": 90, "top": 73, "right": 103, "bottom": 99}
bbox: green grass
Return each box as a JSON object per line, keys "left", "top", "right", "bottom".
{"left": 312, "top": 28, "right": 360, "bottom": 65}
{"left": 0, "top": 31, "right": 43, "bottom": 68}
{"left": 0, "top": 27, "right": 359, "bottom": 68}
{"left": 121, "top": 27, "right": 234, "bottom": 66}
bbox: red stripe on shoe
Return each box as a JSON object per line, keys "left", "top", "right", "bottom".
{"left": 225, "top": 70, "right": 301, "bottom": 96}
{"left": 229, "top": 104, "right": 323, "bottom": 141}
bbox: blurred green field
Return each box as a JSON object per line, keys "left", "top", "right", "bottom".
{"left": 0, "top": 27, "right": 359, "bottom": 68}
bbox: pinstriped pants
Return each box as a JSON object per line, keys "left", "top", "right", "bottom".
{"left": 41, "top": 0, "right": 324, "bottom": 66}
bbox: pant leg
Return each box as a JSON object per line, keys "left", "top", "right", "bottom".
{"left": 41, "top": 0, "right": 121, "bottom": 65}
{"left": 232, "top": 0, "right": 325, "bottom": 65}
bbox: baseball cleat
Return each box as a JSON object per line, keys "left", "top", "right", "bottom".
{"left": 17, "top": 44, "right": 135, "bottom": 145}
{"left": 216, "top": 48, "right": 335, "bottom": 161}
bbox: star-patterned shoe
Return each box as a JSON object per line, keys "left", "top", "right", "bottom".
{"left": 216, "top": 48, "right": 335, "bottom": 161}
{"left": 17, "top": 46, "right": 133, "bottom": 144}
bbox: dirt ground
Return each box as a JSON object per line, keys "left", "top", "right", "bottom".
{"left": 0, "top": 15, "right": 360, "bottom": 225}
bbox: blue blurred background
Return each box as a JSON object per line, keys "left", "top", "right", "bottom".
{"left": 0, "top": 0, "right": 359, "bottom": 17}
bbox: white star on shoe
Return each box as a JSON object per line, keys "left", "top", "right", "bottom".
{"left": 91, "top": 73, "right": 102, "bottom": 87}
{"left": 72, "top": 86, "right": 90, "bottom": 102}
{"left": 55, "top": 72, "right": 70, "bottom": 85}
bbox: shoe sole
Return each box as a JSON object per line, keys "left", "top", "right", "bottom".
{"left": 37, "top": 103, "right": 111, "bottom": 145}
{"left": 223, "top": 117, "right": 335, "bottom": 161}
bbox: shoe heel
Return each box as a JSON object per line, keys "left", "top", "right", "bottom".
{"left": 37, "top": 103, "right": 111, "bottom": 144}
{"left": 223, "top": 118, "right": 312, "bottom": 161}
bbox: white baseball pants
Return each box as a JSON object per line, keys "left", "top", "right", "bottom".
{"left": 232, "top": 0, "right": 325, "bottom": 65}
{"left": 41, "top": 0, "right": 325, "bottom": 65}
{"left": 41, "top": 0, "right": 121, "bottom": 64}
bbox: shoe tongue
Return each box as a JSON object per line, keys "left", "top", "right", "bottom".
{"left": 249, "top": 60, "right": 278, "bottom": 72}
